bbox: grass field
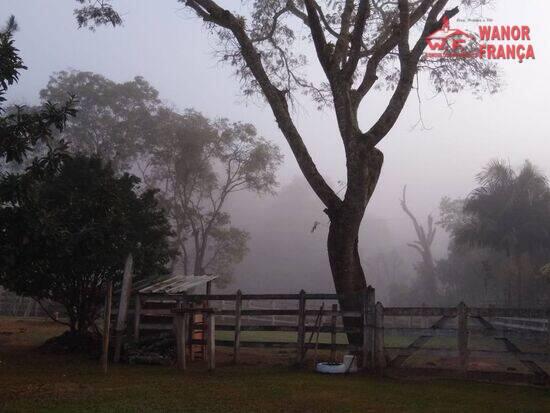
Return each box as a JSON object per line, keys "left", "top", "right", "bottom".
{"left": 214, "top": 330, "right": 415, "bottom": 348}
{"left": 2, "top": 316, "right": 550, "bottom": 412}
{"left": 213, "top": 327, "right": 434, "bottom": 350}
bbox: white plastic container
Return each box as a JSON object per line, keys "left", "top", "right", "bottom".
{"left": 315, "top": 355, "right": 358, "bottom": 374}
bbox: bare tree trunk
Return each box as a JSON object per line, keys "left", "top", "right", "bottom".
{"left": 400, "top": 186, "right": 438, "bottom": 303}
{"left": 327, "top": 149, "right": 383, "bottom": 346}
{"left": 192, "top": 230, "right": 202, "bottom": 275}
{"left": 327, "top": 217, "right": 367, "bottom": 346}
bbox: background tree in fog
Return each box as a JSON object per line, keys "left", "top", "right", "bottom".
{"left": 365, "top": 249, "right": 405, "bottom": 303}
{"left": 400, "top": 185, "right": 437, "bottom": 303}
{"left": 74, "top": 0, "right": 501, "bottom": 341}
{"left": 455, "top": 160, "right": 550, "bottom": 306}
{"left": 142, "top": 108, "right": 282, "bottom": 281}
{"left": 40, "top": 70, "right": 161, "bottom": 171}
{"left": 40, "top": 71, "right": 282, "bottom": 282}
{"left": 440, "top": 161, "right": 550, "bottom": 306}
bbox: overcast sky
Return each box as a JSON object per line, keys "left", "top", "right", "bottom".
{"left": 4, "top": 0, "right": 550, "bottom": 265}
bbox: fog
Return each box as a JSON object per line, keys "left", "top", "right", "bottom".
{"left": 4, "top": 0, "right": 550, "bottom": 296}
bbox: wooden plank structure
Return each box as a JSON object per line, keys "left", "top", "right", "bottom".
{"left": 127, "top": 285, "right": 550, "bottom": 382}
{"left": 457, "top": 302, "right": 469, "bottom": 373}
{"left": 374, "top": 302, "right": 386, "bottom": 372}
{"left": 233, "top": 289, "right": 242, "bottom": 364}
{"left": 296, "top": 289, "right": 306, "bottom": 365}
{"left": 135, "top": 274, "right": 219, "bottom": 364}
{"left": 138, "top": 275, "right": 219, "bottom": 295}
{"left": 133, "top": 287, "right": 384, "bottom": 372}
{"left": 330, "top": 303, "right": 338, "bottom": 363}
{"left": 172, "top": 307, "right": 216, "bottom": 371}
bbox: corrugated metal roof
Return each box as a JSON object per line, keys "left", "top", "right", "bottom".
{"left": 138, "top": 275, "right": 218, "bottom": 294}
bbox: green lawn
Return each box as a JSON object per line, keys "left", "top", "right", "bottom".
{"left": 422, "top": 336, "right": 508, "bottom": 352}
{"left": 3, "top": 352, "right": 550, "bottom": 413}
{"left": 215, "top": 330, "right": 416, "bottom": 348}
{"left": 2, "top": 317, "right": 550, "bottom": 412}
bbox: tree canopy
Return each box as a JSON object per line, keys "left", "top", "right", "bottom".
{"left": 456, "top": 160, "right": 550, "bottom": 256}
{"left": 143, "top": 108, "right": 282, "bottom": 281}
{"left": 0, "top": 154, "right": 173, "bottom": 334}
{"left": 40, "top": 70, "right": 161, "bottom": 171}
{"left": 0, "top": 16, "right": 75, "bottom": 166}
{"left": 438, "top": 160, "right": 550, "bottom": 306}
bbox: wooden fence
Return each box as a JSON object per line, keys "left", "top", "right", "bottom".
{"left": 132, "top": 289, "right": 550, "bottom": 376}
{"left": 0, "top": 288, "right": 62, "bottom": 318}
{"left": 135, "top": 289, "right": 384, "bottom": 368}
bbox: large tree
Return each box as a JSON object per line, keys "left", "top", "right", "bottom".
{"left": 74, "top": 0, "right": 500, "bottom": 341}
{"left": 0, "top": 155, "right": 173, "bottom": 335}
{"left": 142, "top": 108, "right": 282, "bottom": 280}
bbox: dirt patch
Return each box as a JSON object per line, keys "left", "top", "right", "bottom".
{"left": 40, "top": 330, "right": 102, "bottom": 356}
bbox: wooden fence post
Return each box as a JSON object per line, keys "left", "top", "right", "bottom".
{"left": 296, "top": 289, "right": 306, "bottom": 364}
{"left": 233, "top": 290, "right": 242, "bottom": 364}
{"left": 362, "top": 291, "right": 368, "bottom": 369}
{"left": 362, "top": 288, "right": 375, "bottom": 370}
{"left": 208, "top": 311, "right": 216, "bottom": 371}
{"left": 133, "top": 294, "right": 141, "bottom": 341}
{"left": 457, "top": 302, "right": 469, "bottom": 374}
{"left": 330, "top": 303, "right": 337, "bottom": 363}
{"left": 114, "top": 253, "right": 134, "bottom": 363}
{"left": 174, "top": 312, "right": 188, "bottom": 370}
{"left": 101, "top": 281, "right": 113, "bottom": 373}
{"left": 375, "top": 302, "right": 386, "bottom": 373}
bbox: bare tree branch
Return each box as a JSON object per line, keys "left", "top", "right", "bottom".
{"left": 186, "top": 0, "right": 341, "bottom": 211}
{"left": 304, "top": 0, "right": 334, "bottom": 77}
{"left": 342, "top": 0, "right": 371, "bottom": 79}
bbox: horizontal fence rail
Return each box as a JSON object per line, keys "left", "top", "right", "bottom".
{"left": 492, "top": 317, "right": 549, "bottom": 332}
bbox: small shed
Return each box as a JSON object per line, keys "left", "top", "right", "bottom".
{"left": 134, "top": 274, "right": 219, "bottom": 342}
{"left": 138, "top": 274, "right": 219, "bottom": 295}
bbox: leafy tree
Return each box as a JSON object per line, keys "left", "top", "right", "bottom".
{"left": 438, "top": 196, "right": 467, "bottom": 235}
{"left": 74, "top": 0, "right": 122, "bottom": 30}
{"left": 75, "top": 0, "right": 501, "bottom": 342}
{"left": 444, "top": 160, "right": 550, "bottom": 306}
{"left": 0, "top": 16, "right": 75, "bottom": 166}
{"left": 142, "top": 108, "right": 282, "bottom": 282}
{"left": 435, "top": 240, "right": 506, "bottom": 306}
{"left": 40, "top": 70, "right": 161, "bottom": 171}
{"left": 39, "top": 71, "right": 281, "bottom": 282}
{"left": 0, "top": 155, "right": 173, "bottom": 335}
